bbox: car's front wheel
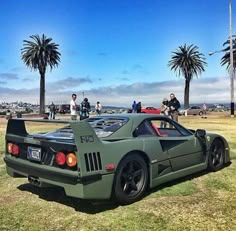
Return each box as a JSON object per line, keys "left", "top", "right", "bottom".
{"left": 208, "top": 139, "right": 225, "bottom": 171}
{"left": 113, "top": 154, "right": 148, "bottom": 205}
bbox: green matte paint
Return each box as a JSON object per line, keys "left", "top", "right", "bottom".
{"left": 4, "top": 115, "right": 231, "bottom": 201}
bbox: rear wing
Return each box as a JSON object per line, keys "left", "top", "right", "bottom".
{"left": 6, "top": 118, "right": 106, "bottom": 177}
{"left": 6, "top": 118, "right": 102, "bottom": 147}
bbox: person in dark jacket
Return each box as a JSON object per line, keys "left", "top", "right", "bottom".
{"left": 49, "top": 102, "right": 56, "bottom": 119}
{"left": 168, "top": 93, "right": 181, "bottom": 122}
{"left": 137, "top": 102, "right": 142, "bottom": 113}
{"left": 80, "top": 98, "right": 91, "bottom": 120}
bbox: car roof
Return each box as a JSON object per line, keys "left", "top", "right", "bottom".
{"left": 90, "top": 113, "right": 166, "bottom": 139}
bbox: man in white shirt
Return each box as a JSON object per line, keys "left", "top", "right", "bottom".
{"left": 95, "top": 101, "right": 102, "bottom": 115}
{"left": 70, "top": 93, "right": 77, "bottom": 120}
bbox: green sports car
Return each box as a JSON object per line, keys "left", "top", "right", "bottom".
{"left": 4, "top": 114, "right": 230, "bottom": 204}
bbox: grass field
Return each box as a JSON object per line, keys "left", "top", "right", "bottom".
{"left": 0, "top": 114, "right": 236, "bottom": 231}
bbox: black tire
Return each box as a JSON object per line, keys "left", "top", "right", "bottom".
{"left": 199, "top": 111, "right": 203, "bottom": 116}
{"left": 208, "top": 139, "right": 225, "bottom": 171}
{"left": 113, "top": 154, "right": 148, "bottom": 205}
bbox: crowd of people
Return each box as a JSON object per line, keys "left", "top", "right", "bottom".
{"left": 49, "top": 92, "right": 181, "bottom": 121}
{"left": 159, "top": 93, "right": 181, "bottom": 127}
{"left": 69, "top": 93, "right": 92, "bottom": 120}
{"left": 47, "top": 94, "right": 102, "bottom": 120}
{"left": 5, "top": 92, "right": 209, "bottom": 122}
{"left": 131, "top": 93, "right": 181, "bottom": 123}
{"left": 131, "top": 101, "right": 142, "bottom": 113}
{"left": 69, "top": 93, "right": 180, "bottom": 121}
{"left": 46, "top": 92, "right": 207, "bottom": 122}
{"left": 160, "top": 93, "right": 181, "bottom": 123}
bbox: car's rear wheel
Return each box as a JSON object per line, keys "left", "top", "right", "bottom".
{"left": 199, "top": 111, "right": 203, "bottom": 116}
{"left": 113, "top": 154, "right": 148, "bottom": 205}
{"left": 208, "top": 139, "right": 225, "bottom": 171}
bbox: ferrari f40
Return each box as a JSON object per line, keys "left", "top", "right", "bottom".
{"left": 4, "top": 114, "right": 230, "bottom": 204}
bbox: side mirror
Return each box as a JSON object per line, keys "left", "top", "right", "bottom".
{"left": 195, "top": 129, "right": 206, "bottom": 137}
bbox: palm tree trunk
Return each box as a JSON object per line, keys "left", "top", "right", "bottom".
{"left": 39, "top": 73, "right": 45, "bottom": 115}
{"left": 184, "top": 79, "right": 190, "bottom": 108}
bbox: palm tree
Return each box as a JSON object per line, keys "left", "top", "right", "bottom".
{"left": 220, "top": 38, "right": 236, "bottom": 71}
{"left": 168, "top": 44, "right": 207, "bottom": 108}
{"left": 21, "top": 34, "right": 61, "bottom": 114}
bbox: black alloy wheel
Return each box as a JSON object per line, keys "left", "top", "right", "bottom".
{"left": 208, "top": 139, "right": 225, "bottom": 171}
{"left": 113, "top": 154, "right": 148, "bottom": 205}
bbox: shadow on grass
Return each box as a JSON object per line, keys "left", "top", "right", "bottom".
{"left": 17, "top": 184, "right": 118, "bottom": 214}
{"left": 146, "top": 162, "right": 232, "bottom": 197}
{"left": 17, "top": 162, "right": 232, "bottom": 213}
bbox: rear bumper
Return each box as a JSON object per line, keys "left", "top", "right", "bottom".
{"left": 4, "top": 156, "right": 114, "bottom": 199}
{"left": 4, "top": 156, "right": 80, "bottom": 184}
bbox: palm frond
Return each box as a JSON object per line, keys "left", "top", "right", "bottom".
{"left": 168, "top": 44, "right": 207, "bottom": 81}
{"left": 21, "top": 34, "right": 61, "bottom": 73}
{"left": 221, "top": 39, "right": 236, "bottom": 71}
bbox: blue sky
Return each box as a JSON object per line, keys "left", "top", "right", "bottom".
{"left": 0, "top": 0, "right": 234, "bottom": 107}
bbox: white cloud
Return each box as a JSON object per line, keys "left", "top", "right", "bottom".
{"left": 0, "top": 76, "right": 232, "bottom": 107}
{"left": 47, "top": 76, "right": 92, "bottom": 91}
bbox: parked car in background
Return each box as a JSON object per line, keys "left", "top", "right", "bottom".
{"left": 213, "top": 104, "right": 229, "bottom": 111}
{"left": 57, "top": 104, "right": 70, "bottom": 114}
{"left": 182, "top": 106, "right": 203, "bottom": 116}
{"left": 141, "top": 106, "right": 161, "bottom": 114}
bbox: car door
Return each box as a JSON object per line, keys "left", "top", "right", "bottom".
{"left": 165, "top": 135, "right": 205, "bottom": 171}
{"left": 150, "top": 118, "right": 206, "bottom": 172}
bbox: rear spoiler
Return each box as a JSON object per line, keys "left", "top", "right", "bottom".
{"left": 6, "top": 118, "right": 102, "bottom": 147}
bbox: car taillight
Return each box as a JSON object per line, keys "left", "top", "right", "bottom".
{"left": 12, "top": 144, "right": 19, "bottom": 156}
{"left": 66, "top": 153, "right": 77, "bottom": 167}
{"left": 55, "top": 152, "right": 66, "bottom": 165}
{"left": 7, "top": 143, "right": 19, "bottom": 156}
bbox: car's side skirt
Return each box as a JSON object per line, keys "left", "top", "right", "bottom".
{"left": 150, "top": 163, "right": 207, "bottom": 188}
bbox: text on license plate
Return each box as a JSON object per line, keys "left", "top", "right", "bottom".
{"left": 27, "top": 147, "right": 41, "bottom": 162}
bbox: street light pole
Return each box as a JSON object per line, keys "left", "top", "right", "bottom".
{"left": 229, "top": 0, "right": 234, "bottom": 117}
{"left": 209, "top": 50, "right": 224, "bottom": 56}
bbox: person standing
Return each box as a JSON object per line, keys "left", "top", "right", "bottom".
{"left": 49, "top": 102, "right": 56, "bottom": 119}
{"left": 137, "top": 102, "right": 142, "bottom": 113}
{"left": 168, "top": 93, "right": 181, "bottom": 122}
{"left": 95, "top": 101, "right": 102, "bottom": 115}
{"left": 6, "top": 110, "right": 12, "bottom": 120}
{"left": 202, "top": 103, "right": 207, "bottom": 118}
{"left": 132, "top": 100, "right": 137, "bottom": 113}
{"left": 70, "top": 93, "right": 77, "bottom": 120}
{"left": 160, "top": 98, "right": 170, "bottom": 128}
{"left": 80, "top": 98, "right": 91, "bottom": 120}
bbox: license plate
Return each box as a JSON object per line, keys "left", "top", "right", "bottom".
{"left": 27, "top": 147, "right": 41, "bottom": 162}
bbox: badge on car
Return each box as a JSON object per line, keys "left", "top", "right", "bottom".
{"left": 27, "top": 147, "right": 41, "bottom": 162}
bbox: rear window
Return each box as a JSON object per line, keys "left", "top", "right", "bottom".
{"left": 19, "top": 117, "right": 128, "bottom": 140}
{"left": 191, "top": 106, "right": 200, "bottom": 109}
{"left": 88, "top": 117, "right": 129, "bottom": 137}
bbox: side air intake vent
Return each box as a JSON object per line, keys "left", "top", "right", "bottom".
{"left": 84, "top": 152, "right": 102, "bottom": 172}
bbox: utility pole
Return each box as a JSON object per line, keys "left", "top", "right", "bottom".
{"left": 229, "top": 0, "right": 234, "bottom": 117}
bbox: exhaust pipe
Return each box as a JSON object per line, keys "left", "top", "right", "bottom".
{"left": 28, "top": 176, "right": 41, "bottom": 186}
